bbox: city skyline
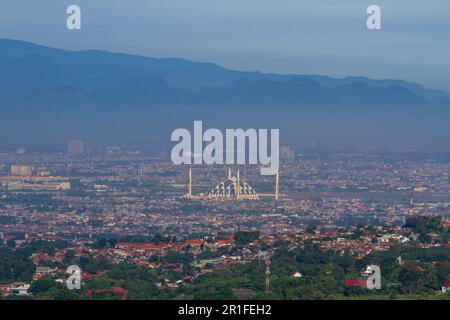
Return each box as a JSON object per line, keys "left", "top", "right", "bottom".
{"left": 0, "top": 1, "right": 449, "bottom": 304}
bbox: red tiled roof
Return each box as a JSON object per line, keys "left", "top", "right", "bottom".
{"left": 116, "top": 242, "right": 167, "bottom": 249}
{"left": 216, "top": 239, "right": 232, "bottom": 245}
{"left": 186, "top": 239, "right": 204, "bottom": 245}
{"left": 345, "top": 279, "right": 368, "bottom": 288}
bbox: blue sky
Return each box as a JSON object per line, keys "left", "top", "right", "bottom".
{"left": 1, "top": 0, "right": 449, "bottom": 91}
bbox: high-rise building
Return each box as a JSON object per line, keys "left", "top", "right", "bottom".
{"left": 10, "top": 165, "right": 32, "bottom": 176}
{"left": 68, "top": 140, "right": 84, "bottom": 154}
{"left": 281, "top": 146, "right": 295, "bottom": 161}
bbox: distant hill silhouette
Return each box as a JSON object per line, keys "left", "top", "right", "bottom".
{"left": 0, "top": 39, "right": 449, "bottom": 150}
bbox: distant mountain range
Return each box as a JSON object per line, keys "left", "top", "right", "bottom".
{"left": 0, "top": 39, "right": 449, "bottom": 150}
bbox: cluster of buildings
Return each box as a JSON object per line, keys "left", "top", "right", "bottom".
{"left": 0, "top": 149, "right": 448, "bottom": 240}
{"left": 0, "top": 147, "right": 448, "bottom": 297}
{"left": 1, "top": 219, "right": 449, "bottom": 297}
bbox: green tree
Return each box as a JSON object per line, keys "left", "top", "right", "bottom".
{"left": 30, "top": 277, "right": 59, "bottom": 295}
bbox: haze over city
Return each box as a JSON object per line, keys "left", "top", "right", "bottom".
{"left": 0, "top": 0, "right": 449, "bottom": 305}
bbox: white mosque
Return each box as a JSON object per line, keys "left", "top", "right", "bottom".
{"left": 185, "top": 168, "right": 279, "bottom": 200}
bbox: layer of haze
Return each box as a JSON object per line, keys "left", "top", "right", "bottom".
{"left": 0, "top": 0, "right": 449, "bottom": 92}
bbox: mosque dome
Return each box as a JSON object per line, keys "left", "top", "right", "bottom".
{"left": 208, "top": 169, "right": 258, "bottom": 199}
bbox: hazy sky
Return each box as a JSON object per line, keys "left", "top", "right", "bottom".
{"left": 1, "top": 0, "right": 449, "bottom": 91}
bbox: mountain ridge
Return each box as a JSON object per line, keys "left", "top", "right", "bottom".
{"left": 0, "top": 38, "right": 449, "bottom": 150}
{"left": 0, "top": 38, "right": 448, "bottom": 100}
